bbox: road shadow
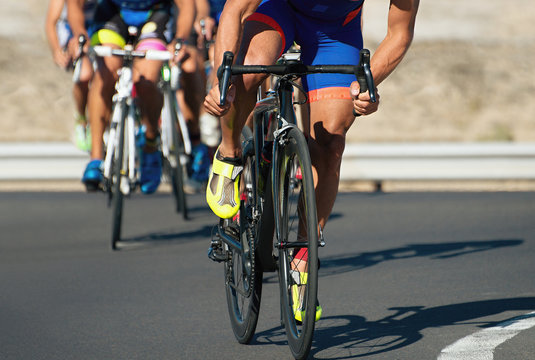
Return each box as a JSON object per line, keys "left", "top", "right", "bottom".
{"left": 251, "top": 297, "right": 535, "bottom": 359}
{"left": 262, "top": 239, "right": 523, "bottom": 283}
{"left": 318, "top": 239, "right": 523, "bottom": 277}
{"left": 111, "top": 194, "right": 216, "bottom": 250}
{"left": 115, "top": 223, "right": 215, "bottom": 251}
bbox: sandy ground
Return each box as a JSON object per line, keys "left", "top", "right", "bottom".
{"left": 0, "top": 0, "right": 534, "bottom": 143}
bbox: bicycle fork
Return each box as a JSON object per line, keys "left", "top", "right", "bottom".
{"left": 271, "top": 125, "right": 326, "bottom": 251}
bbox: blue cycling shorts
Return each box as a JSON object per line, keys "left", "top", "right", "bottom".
{"left": 248, "top": 0, "right": 364, "bottom": 102}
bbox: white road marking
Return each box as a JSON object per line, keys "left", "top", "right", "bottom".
{"left": 438, "top": 311, "right": 535, "bottom": 360}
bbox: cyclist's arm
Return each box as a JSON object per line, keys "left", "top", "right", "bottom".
{"left": 66, "top": 0, "right": 88, "bottom": 39}
{"left": 174, "top": 0, "right": 196, "bottom": 41}
{"left": 194, "top": 0, "right": 215, "bottom": 42}
{"left": 203, "top": 0, "right": 262, "bottom": 115}
{"left": 213, "top": 0, "right": 263, "bottom": 73}
{"left": 195, "top": 0, "right": 210, "bottom": 21}
{"left": 370, "top": 0, "right": 419, "bottom": 86}
{"left": 350, "top": 0, "right": 418, "bottom": 115}
{"left": 45, "top": 0, "right": 70, "bottom": 68}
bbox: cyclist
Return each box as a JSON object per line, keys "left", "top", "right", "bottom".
{"left": 67, "top": 0, "right": 196, "bottom": 193}
{"left": 157, "top": 1, "right": 212, "bottom": 195}
{"left": 45, "top": 0, "right": 96, "bottom": 151}
{"left": 175, "top": 0, "right": 226, "bottom": 194}
{"left": 204, "top": 0, "right": 419, "bottom": 320}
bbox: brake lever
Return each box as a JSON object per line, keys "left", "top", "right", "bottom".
{"left": 72, "top": 35, "right": 87, "bottom": 83}
{"left": 170, "top": 41, "right": 183, "bottom": 90}
{"left": 353, "top": 48, "right": 376, "bottom": 117}
{"left": 218, "top": 51, "right": 234, "bottom": 106}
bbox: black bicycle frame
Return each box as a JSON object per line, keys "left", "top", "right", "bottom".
{"left": 216, "top": 78, "right": 295, "bottom": 264}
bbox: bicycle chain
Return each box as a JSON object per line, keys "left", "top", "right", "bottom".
{"left": 244, "top": 216, "right": 256, "bottom": 298}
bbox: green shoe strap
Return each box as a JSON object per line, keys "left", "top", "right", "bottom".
{"left": 74, "top": 113, "right": 87, "bottom": 124}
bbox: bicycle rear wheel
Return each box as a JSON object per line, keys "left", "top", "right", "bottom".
{"left": 110, "top": 102, "right": 126, "bottom": 250}
{"left": 275, "top": 127, "right": 319, "bottom": 360}
{"left": 162, "top": 91, "right": 188, "bottom": 219}
{"left": 224, "top": 147, "right": 262, "bottom": 344}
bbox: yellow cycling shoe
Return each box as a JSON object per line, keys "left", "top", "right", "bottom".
{"left": 206, "top": 150, "right": 243, "bottom": 219}
{"left": 291, "top": 270, "right": 322, "bottom": 323}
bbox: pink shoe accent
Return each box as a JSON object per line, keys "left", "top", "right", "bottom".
{"left": 295, "top": 167, "right": 302, "bottom": 180}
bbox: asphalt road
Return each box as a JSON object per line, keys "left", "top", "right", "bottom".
{"left": 1, "top": 190, "right": 534, "bottom": 359}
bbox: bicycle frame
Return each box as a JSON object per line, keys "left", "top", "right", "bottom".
{"left": 91, "top": 44, "right": 172, "bottom": 195}
{"left": 216, "top": 74, "right": 298, "bottom": 269}
{"left": 160, "top": 63, "right": 192, "bottom": 164}
{"left": 101, "top": 53, "right": 137, "bottom": 195}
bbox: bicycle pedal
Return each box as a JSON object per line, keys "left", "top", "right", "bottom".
{"left": 207, "top": 246, "right": 227, "bottom": 262}
{"left": 319, "top": 225, "right": 326, "bottom": 247}
{"left": 207, "top": 236, "right": 227, "bottom": 262}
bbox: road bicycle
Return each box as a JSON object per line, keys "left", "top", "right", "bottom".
{"left": 159, "top": 45, "right": 192, "bottom": 220}
{"left": 209, "top": 49, "right": 376, "bottom": 359}
{"left": 90, "top": 27, "right": 178, "bottom": 250}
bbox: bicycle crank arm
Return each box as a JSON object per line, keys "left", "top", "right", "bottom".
{"left": 217, "top": 223, "right": 242, "bottom": 253}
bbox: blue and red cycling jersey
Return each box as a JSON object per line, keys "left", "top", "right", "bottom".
{"left": 249, "top": 0, "right": 365, "bottom": 101}
{"left": 288, "top": 0, "right": 365, "bottom": 22}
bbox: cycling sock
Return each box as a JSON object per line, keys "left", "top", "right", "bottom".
{"left": 215, "top": 151, "right": 242, "bottom": 166}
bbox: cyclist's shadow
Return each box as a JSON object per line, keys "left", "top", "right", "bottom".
{"left": 318, "top": 238, "right": 523, "bottom": 278}
{"left": 261, "top": 238, "right": 523, "bottom": 283}
{"left": 252, "top": 296, "right": 535, "bottom": 359}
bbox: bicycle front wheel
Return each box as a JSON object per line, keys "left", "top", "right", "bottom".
{"left": 110, "top": 102, "right": 126, "bottom": 250}
{"left": 162, "top": 90, "right": 188, "bottom": 219}
{"left": 275, "top": 127, "right": 319, "bottom": 360}
{"left": 224, "top": 149, "right": 262, "bottom": 344}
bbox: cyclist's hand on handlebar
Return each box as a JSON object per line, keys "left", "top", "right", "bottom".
{"left": 52, "top": 49, "right": 71, "bottom": 70}
{"left": 194, "top": 17, "right": 216, "bottom": 48}
{"left": 350, "top": 81, "right": 380, "bottom": 116}
{"left": 204, "top": 83, "right": 236, "bottom": 117}
{"left": 69, "top": 32, "right": 90, "bottom": 56}
{"left": 168, "top": 40, "right": 193, "bottom": 66}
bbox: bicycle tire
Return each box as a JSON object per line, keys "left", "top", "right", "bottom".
{"left": 163, "top": 90, "right": 188, "bottom": 219}
{"left": 111, "top": 101, "right": 126, "bottom": 250}
{"left": 224, "top": 147, "right": 262, "bottom": 344}
{"left": 275, "top": 127, "right": 319, "bottom": 360}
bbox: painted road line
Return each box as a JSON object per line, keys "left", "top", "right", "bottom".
{"left": 438, "top": 311, "right": 535, "bottom": 360}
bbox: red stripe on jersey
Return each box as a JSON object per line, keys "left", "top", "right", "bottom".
{"left": 342, "top": 5, "right": 363, "bottom": 26}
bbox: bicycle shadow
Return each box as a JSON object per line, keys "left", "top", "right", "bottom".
{"left": 262, "top": 238, "right": 523, "bottom": 283}
{"left": 126, "top": 193, "right": 212, "bottom": 218}
{"left": 319, "top": 238, "right": 522, "bottom": 278}
{"left": 115, "top": 222, "right": 214, "bottom": 250}
{"left": 252, "top": 297, "right": 535, "bottom": 359}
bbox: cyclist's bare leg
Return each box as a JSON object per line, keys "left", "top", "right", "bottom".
{"left": 88, "top": 49, "right": 121, "bottom": 160}
{"left": 177, "top": 48, "right": 206, "bottom": 143}
{"left": 134, "top": 57, "right": 164, "bottom": 150}
{"left": 217, "top": 21, "right": 282, "bottom": 159}
{"left": 308, "top": 98, "right": 355, "bottom": 230}
{"left": 72, "top": 56, "right": 93, "bottom": 121}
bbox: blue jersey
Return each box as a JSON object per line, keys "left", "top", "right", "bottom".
{"left": 109, "top": 0, "right": 168, "bottom": 11}
{"left": 288, "top": 0, "right": 364, "bottom": 21}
